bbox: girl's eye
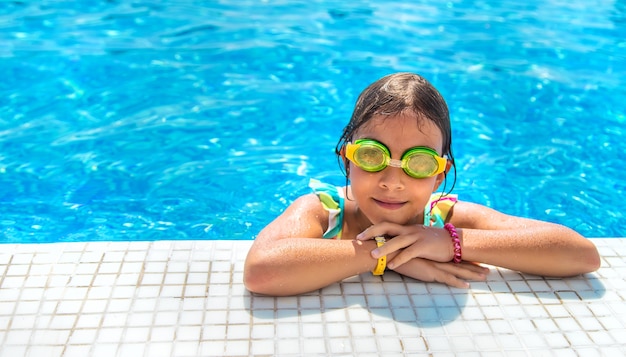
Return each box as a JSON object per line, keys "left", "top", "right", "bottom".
{"left": 360, "top": 148, "right": 384, "bottom": 165}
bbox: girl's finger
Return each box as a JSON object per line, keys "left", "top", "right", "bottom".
{"left": 371, "top": 233, "right": 416, "bottom": 259}
{"left": 437, "top": 271, "right": 471, "bottom": 289}
{"left": 440, "top": 262, "right": 489, "bottom": 281}
{"left": 356, "top": 222, "right": 408, "bottom": 240}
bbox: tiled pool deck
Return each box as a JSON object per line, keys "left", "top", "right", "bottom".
{"left": 0, "top": 238, "right": 624, "bottom": 356}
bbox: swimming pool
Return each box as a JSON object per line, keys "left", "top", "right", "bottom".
{"left": 1, "top": 1, "right": 624, "bottom": 243}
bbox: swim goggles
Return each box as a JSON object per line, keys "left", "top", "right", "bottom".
{"left": 345, "top": 139, "right": 447, "bottom": 179}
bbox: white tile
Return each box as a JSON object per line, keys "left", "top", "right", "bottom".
{"left": 124, "top": 327, "right": 151, "bottom": 342}
{"left": 1, "top": 277, "right": 25, "bottom": 289}
{"left": 325, "top": 322, "right": 350, "bottom": 337}
{"left": 424, "top": 335, "right": 452, "bottom": 351}
{"left": 6, "top": 264, "right": 29, "bottom": 276}
{"left": 250, "top": 324, "right": 274, "bottom": 339}
{"left": 519, "top": 333, "right": 548, "bottom": 348}
{"left": 352, "top": 337, "right": 377, "bottom": 353}
{"left": 153, "top": 311, "right": 179, "bottom": 326}
{"left": 544, "top": 332, "right": 570, "bottom": 348}
{"left": 177, "top": 311, "right": 202, "bottom": 325}
{"left": 473, "top": 335, "right": 500, "bottom": 350}
{"left": 63, "top": 344, "right": 92, "bottom": 356}
{"left": 276, "top": 323, "right": 299, "bottom": 338}
{"left": 228, "top": 310, "right": 251, "bottom": 325}
{"left": 350, "top": 323, "right": 374, "bottom": 336}
{"left": 92, "top": 274, "right": 116, "bottom": 286}
{"left": 3, "top": 329, "right": 31, "bottom": 345}
{"left": 157, "top": 297, "right": 181, "bottom": 311}
{"left": 346, "top": 307, "right": 371, "bottom": 322}
{"left": 183, "top": 285, "right": 207, "bottom": 298}
{"left": 227, "top": 324, "right": 250, "bottom": 340}
{"left": 145, "top": 342, "right": 173, "bottom": 357}
{"left": 68, "top": 329, "right": 98, "bottom": 344}
{"left": 9, "top": 315, "right": 36, "bottom": 329}
{"left": 588, "top": 330, "right": 616, "bottom": 344}
{"left": 173, "top": 326, "right": 200, "bottom": 341}
{"left": 107, "top": 299, "right": 132, "bottom": 313}
{"left": 544, "top": 304, "right": 570, "bottom": 318}
{"left": 369, "top": 321, "right": 396, "bottom": 337}
{"left": 249, "top": 339, "right": 274, "bottom": 355}
{"left": 276, "top": 338, "right": 300, "bottom": 355}
{"left": 117, "top": 343, "right": 145, "bottom": 356}
{"left": 0, "top": 288, "right": 20, "bottom": 302}
{"left": 14, "top": 301, "right": 38, "bottom": 315}
{"left": 367, "top": 308, "right": 392, "bottom": 322}
{"left": 0, "top": 238, "right": 623, "bottom": 357}
{"left": 49, "top": 314, "right": 77, "bottom": 329}
{"left": 378, "top": 337, "right": 403, "bottom": 352}
{"left": 481, "top": 306, "right": 504, "bottom": 319}
{"left": 96, "top": 327, "right": 124, "bottom": 345}
{"left": 565, "top": 330, "right": 594, "bottom": 347}
{"left": 57, "top": 299, "right": 83, "bottom": 314}
{"left": 554, "top": 317, "right": 581, "bottom": 331}
{"left": 27, "top": 345, "right": 65, "bottom": 357}
{"left": 171, "top": 341, "right": 199, "bottom": 357}
{"left": 274, "top": 309, "right": 299, "bottom": 322}
{"left": 302, "top": 338, "right": 327, "bottom": 354}
{"left": 160, "top": 285, "right": 184, "bottom": 297}
{"left": 451, "top": 335, "right": 478, "bottom": 351}
{"left": 202, "top": 324, "right": 226, "bottom": 339}
{"left": 150, "top": 326, "right": 178, "bottom": 342}
{"left": 328, "top": 337, "right": 353, "bottom": 354}
{"left": 63, "top": 284, "right": 89, "bottom": 300}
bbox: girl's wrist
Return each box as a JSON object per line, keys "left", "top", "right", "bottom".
{"left": 444, "top": 223, "right": 462, "bottom": 263}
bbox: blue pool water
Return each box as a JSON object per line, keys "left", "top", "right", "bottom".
{"left": 1, "top": 1, "right": 625, "bottom": 243}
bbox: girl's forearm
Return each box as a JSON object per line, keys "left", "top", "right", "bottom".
{"left": 459, "top": 225, "right": 600, "bottom": 276}
{"left": 244, "top": 238, "right": 379, "bottom": 296}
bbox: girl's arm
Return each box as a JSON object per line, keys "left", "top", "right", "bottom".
{"left": 449, "top": 201, "right": 601, "bottom": 277}
{"left": 361, "top": 201, "right": 601, "bottom": 277}
{"left": 243, "top": 194, "right": 381, "bottom": 296}
{"left": 244, "top": 195, "right": 488, "bottom": 296}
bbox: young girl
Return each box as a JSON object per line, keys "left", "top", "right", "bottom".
{"left": 244, "top": 72, "right": 600, "bottom": 296}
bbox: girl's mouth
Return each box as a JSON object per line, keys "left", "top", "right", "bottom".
{"left": 373, "top": 198, "right": 407, "bottom": 210}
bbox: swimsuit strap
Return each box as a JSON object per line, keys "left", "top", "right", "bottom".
{"left": 425, "top": 193, "right": 458, "bottom": 227}
{"left": 309, "top": 178, "right": 345, "bottom": 239}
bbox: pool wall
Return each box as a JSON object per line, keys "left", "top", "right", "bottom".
{"left": 0, "top": 238, "right": 624, "bottom": 356}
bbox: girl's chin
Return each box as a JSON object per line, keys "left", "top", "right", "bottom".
{"left": 368, "top": 215, "right": 420, "bottom": 227}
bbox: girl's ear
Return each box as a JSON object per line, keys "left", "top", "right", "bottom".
{"left": 432, "top": 160, "right": 452, "bottom": 192}
{"left": 339, "top": 146, "right": 350, "bottom": 176}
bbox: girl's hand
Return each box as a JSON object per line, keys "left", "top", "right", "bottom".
{"left": 356, "top": 222, "right": 459, "bottom": 269}
{"left": 391, "top": 258, "right": 488, "bottom": 289}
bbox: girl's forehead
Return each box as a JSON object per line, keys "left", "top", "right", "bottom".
{"left": 355, "top": 113, "right": 444, "bottom": 151}
{"left": 357, "top": 113, "right": 438, "bottom": 135}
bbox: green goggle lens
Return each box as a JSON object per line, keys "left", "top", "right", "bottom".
{"left": 345, "top": 139, "right": 447, "bottom": 179}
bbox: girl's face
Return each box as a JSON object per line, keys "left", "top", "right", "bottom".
{"left": 348, "top": 112, "right": 448, "bottom": 226}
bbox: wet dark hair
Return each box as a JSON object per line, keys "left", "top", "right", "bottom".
{"left": 335, "top": 72, "right": 456, "bottom": 193}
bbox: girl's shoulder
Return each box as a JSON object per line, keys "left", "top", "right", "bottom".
{"left": 258, "top": 193, "right": 330, "bottom": 241}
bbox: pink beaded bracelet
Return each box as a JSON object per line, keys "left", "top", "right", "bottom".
{"left": 444, "top": 223, "right": 462, "bottom": 263}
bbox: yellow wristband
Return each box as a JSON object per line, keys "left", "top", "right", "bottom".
{"left": 372, "top": 236, "right": 386, "bottom": 276}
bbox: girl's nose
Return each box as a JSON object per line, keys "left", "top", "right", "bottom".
{"left": 378, "top": 165, "right": 405, "bottom": 190}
